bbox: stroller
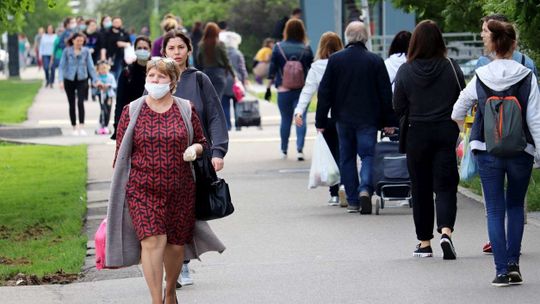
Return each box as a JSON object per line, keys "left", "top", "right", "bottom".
{"left": 372, "top": 131, "right": 412, "bottom": 215}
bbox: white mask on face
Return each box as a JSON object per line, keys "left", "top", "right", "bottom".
{"left": 145, "top": 82, "right": 171, "bottom": 100}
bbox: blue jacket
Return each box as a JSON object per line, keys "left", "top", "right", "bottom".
{"left": 476, "top": 50, "right": 538, "bottom": 76}
{"left": 268, "top": 40, "right": 313, "bottom": 89}
{"left": 316, "top": 42, "right": 395, "bottom": 129}
{"left": 58, "top": 46, "right": 98, "bottom": 82}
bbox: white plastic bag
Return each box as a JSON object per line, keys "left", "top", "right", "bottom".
{"left": 123, "top": 45, "right": 136, "bottom": 64}
{"left": 308, "top": 133, "right": 340, "bottom": 188}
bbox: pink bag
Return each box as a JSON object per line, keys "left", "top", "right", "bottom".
{"left": 94, "top": 218, "right": 107, "bottom": 270}
{"left": 232, "top": 81, "right": 245, "bottom": 102}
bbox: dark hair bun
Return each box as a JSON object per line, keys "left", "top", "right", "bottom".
{"left": 487, "top": 20, "right": 516, "bottom": 56}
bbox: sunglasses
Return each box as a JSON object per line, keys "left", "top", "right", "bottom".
{"left": 149, "top": 56, "right": 177, "bottom": 68}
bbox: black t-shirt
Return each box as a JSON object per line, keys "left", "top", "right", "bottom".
{"left": 84, "top": 31, "right": 101, "bottom": 64}
{"left": 104, "top": 27, "right": 130, "bottom": 60}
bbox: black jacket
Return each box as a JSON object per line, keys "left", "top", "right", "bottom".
{"left": 393, "top": 57, "right": 465, "bottom": 122}
{"left": 316, "top": 42, "right": 395, "bottom": 128}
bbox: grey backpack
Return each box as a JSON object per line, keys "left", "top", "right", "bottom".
{"left": 477, "top": 75, "right": 529, "bottom": 156}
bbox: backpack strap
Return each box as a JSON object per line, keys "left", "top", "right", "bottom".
{"left": 276, "top": 43, "right": 288, "bottom": 61}
{"left": 521, "top": 54, "right": 526, "bottom": 65}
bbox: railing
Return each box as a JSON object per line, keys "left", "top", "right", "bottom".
{"left": 372, "top": 32, "right": 484, "bottom": 62}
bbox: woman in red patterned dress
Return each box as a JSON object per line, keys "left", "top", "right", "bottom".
{"left": 115, "top": 57, "right": 206, "bottom": 304}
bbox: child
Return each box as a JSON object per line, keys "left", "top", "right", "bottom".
{"left": 93, "top": 60, "right": 116, "bottom": 135}
{"left": 253, "top": 38, "right": 274, "bottom": 84}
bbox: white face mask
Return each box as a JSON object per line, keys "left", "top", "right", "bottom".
{"left": 145, "top": 82, "right": 171, "bottom": 100}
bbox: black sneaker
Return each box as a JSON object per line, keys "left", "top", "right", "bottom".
{"left": 413, "top": 244, "right": 433, "bottom": 258}
{"left": 440, "top": 234, "right": 457, "bottom": 260}
{"left": 347, "top": 204, "right": 360, "bottom": 213}
{"left": 491, "top": 274, "right": 510, "bottom": 287}
{"left": 508, "top": 263, "right": 523, "bottom": 285}
{"left": 359, "top": 195, "right": 372, "bottom": 214}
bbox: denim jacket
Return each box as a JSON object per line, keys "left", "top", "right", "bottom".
{"left": 58, "top": 46, "right": 98, "bottom": 83}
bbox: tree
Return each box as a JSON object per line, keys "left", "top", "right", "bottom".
{"left": 22, "top": 0, "right": 71, "bottom": 40}
{"left": 0, "top": 0, "right": 57, "bottom": 33}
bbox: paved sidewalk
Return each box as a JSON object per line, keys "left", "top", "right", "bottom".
{"left": 1, "top": 69, "right": 540, "bottom": 303}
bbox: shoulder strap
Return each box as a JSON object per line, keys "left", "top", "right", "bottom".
{"left": 276, "top": 43, "right": 288, "bottom": 61}
{"left": 447, "top": 57, "right": 462, "bottom": 91}
{"left": 521, "top": 54, "right": 526, "bottom": 65}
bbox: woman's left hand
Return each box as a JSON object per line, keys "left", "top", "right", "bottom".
{"left": 212, "top": 157, "right": 224, "bottom": 171}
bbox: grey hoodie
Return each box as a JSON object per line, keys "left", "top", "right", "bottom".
{"left": 175, "top": 68, "right": 229, "bottom": 158}
{"left": 452, "top": 59, "right": 540, "bottom": 157}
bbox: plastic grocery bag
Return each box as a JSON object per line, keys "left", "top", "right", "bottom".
{"left": 459, "top": 132, "right": 478, "bottom": 181}
{"left": 123, "top": 45, "right": 136, "bottom": 64}
{"left": 308, "top": 133, "right": 340, "bottom": 188}
{"left": 94, "top": 218, "right": 107, "bottom": 270}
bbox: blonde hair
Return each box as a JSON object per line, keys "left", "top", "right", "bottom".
{"left": 146, "top": 58, "right": 181, "bottom": 93}
{"left": 161, "top": 17, "right": 178, "bottom": 32}
{"left": 315, "top": 32, "right": 343, "bottom": 60}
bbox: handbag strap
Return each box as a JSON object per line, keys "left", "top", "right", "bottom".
{"left": 447, "top": 57, "right": 462, "bottom": 91}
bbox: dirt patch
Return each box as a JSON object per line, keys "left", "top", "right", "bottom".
{"left": 14, "top": 223, "right": 53, "bottom": 241}
{"left": 0, "top": 256, "right": 31, "bottom": 265}
{"left": 3, "top": 270, "right": 79, "bottom": 286}
{"left": 0, "top": 225, "right": 13, "bottom": 240}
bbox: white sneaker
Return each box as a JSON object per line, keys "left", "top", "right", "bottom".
{"left": 297, "top": 152, "right": 305, "bottom": 161}
{"left": 281, "top": 151, "right": 287, "bottom": 160}
{"left": 71, "top": 129, "right": 79, "bottom": 136}
{"left": 79, "top": 129, "right": 87, "bottom": 136}
{"left": 179, "top": 263, "right": 193, "bottom": 286}
{"left": 328, "top": 196, "right": 339, "bottom": 206}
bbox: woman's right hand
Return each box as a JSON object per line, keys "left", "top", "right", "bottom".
{"left": 294, "top": 114, "right": 303, "bottom": 127}
{"left": 59, "top": 83, "right": 64, "bottom": 90}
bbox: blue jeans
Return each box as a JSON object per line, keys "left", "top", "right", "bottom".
{"left": 476, "top": 151, "right": 533, "bottom": 275}
{"left": 221, "top": 94, "right": 236, "bottom": 131}
{"left": 277, "top": 90, "right": 307, "bottom": 153}
{"left": 42, "top": 55, "right": 55, "bottom": 85}
{"left": 336, "top": 123, "right": 377, "bottom": 205}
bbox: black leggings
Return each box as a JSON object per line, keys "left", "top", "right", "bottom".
{"left": 406, "top": 120, "right": 460, "bottom": 241}
{"left": 64, "top": 78, "right": 87, "bottom": 126}
{"left": 323, "top": 119, "right": 340, "bottom": 197}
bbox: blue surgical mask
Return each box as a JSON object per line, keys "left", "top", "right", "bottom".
{"left": 99, "top": 74, "right": 108, "bottom": 81}
{"left": 103, "top": 21, "right": 112, "bottom": 29}
{"left": 79, "top": 24, "right": 87, "bottom": 31}
{"left": 135, "top": 49, "right": 150, "bottom": 61}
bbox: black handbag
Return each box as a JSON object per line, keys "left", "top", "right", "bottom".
{"left": 194, "top": 150, "right": 234, "bottom": 221}
{"left": 398, "top": 112, "right": 409, "bottom": 154}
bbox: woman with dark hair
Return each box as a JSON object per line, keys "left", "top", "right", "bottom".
{"left": 111, "top": 35, "right": 152, "bottom": 140}
{"left": 393, "top": 20, "right": 465, "bottom": 259}
{"left": 452, "top": 20, "right": 540, "bottom": 286}
{"left": 268, "top": 18, "right": 314, "bottom": 160}
{"left": 58, "top": 32, "right": 100, "bottom": 136}
{"left": 161, "top": 29, "right": 228, "bottom": 287}
{"left": 294, "top": 31, "right": 344, "bottom": 204}
{"left": 385, "top": 30, "right": 411, "bottom": 91}
{"left": 196, "top": 22, "right": 235, "bottom": 102}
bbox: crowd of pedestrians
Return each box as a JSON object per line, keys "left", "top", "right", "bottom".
{"left": 23, "top": 6, "right": 540, "bottom": 301}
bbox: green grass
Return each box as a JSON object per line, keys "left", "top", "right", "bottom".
{"left": 460, "top": 171, "right": 540, "bottom": 211}
{"left": 0, "top": 143, "right": 87, "bottom": 283}
{"left": 0, "top": 80, "right": 41, "bottom": 124}
{"left": 255, "top": 91, "right": 318, "bottom": 112}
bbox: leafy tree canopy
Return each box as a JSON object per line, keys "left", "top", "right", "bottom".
{"left": 0, "top": 0, "right": 57, "bottom": 33}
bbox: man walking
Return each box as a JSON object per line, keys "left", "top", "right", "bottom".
{"left": 316, "top": 21, "right": 396, "bottom": 214}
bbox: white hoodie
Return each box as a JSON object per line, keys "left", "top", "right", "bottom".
{"left": 452, "top": 59, "right": 540, "bottom": 157}
{"left": 294, "top": 59, "right": 328, "bottom": 116}
{"left": 385, "top": 53, "right": 407, "bottom": 91}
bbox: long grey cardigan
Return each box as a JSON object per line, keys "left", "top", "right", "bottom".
{"left": 105, "top": 95, "right": 226, "bottom": 268}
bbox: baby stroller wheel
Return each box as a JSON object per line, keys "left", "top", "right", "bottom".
{"left": 375, "top": 197, "right": 381, "bottom": 215}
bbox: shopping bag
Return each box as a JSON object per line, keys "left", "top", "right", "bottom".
{"left": 94, "top": 218, "right": 107, "bottom": 270}
{"left": 459, "top": 132, "right": 478, "bottom": 181}
{"left": 123, "top": 45, "right": 136, "bottom": 64}
{"left": 232, "top": 80, "right": 245, "bottom": 102}
{"left": 308, "top": 133, "right": 340, "bottom": 188}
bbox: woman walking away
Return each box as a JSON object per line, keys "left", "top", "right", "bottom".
{"left": 393, "top": 20, "right": 465, "bottom": 260}
{"left": 111, "top": 36, "right": 152, "bottom": 140}
{"left": 162, "top": 29, "right": 228, "bottom": 287}
{"left": 39, "top": 25, "right": 57, "bottom": 88}
{"left": 109, "top": 57, "right": 207, "bottom": 303}
{"left": 221, "top": 31, "right": 248, "bottom": 131}
{"left": 294, "top": 31, "right": 343, "bottom": 204}
{"left": 268, "top": 19, "right": 314, "bottom": 160}
{"left": 385, "top": 30, "right": 411, "bottom": 91}
{"left": 452, "top": 20, "right": 540, "bottom": 287}
{"left": 58, "top": 32, "right": 100, "bottom": 136}
{"left": 196, "top": 22, "right": 236, "bottom": 103}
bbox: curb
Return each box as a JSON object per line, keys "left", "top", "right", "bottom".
{"left": 458, "top": 186, "right": 540, "bottom": 227}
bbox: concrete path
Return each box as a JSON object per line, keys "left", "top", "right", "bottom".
{"left": 1, "top": 68, "right": 540, "bottom": 304}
